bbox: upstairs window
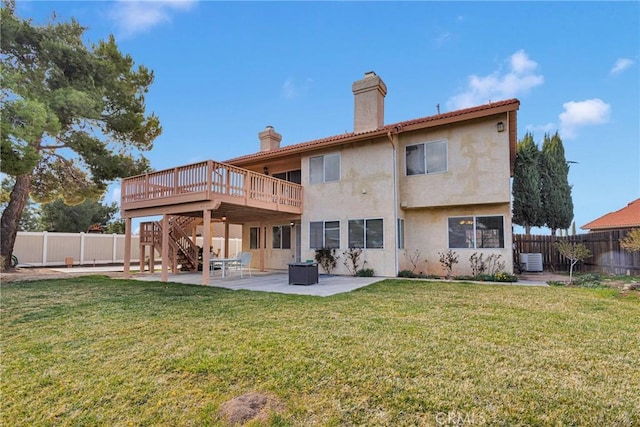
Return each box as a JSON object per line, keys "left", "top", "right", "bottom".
{"left": 310, "top": 153, "right": 340, "bottom": 184}
{"left": 406, "top": 140, "right": 447, "bottom": 176}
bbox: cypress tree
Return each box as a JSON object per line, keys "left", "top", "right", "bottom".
{"left": 512, "top": 132, "right": 543, "bottom": 235}
{"left": 539, "top": 132, "right": 574, "bottom": 235}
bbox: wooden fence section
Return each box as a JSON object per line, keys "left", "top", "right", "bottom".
{"left": 514, "top": 229, "right": 640, "bottom": 276}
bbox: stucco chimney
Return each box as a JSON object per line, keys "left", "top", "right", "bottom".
{"left": 258, "top": 125, "right": 282, "bottom": 151}
{"left": 352, "top": 71, "right": 387, "bottom": 133}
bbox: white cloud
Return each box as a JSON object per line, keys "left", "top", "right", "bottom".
{"left": 281, "top": 77, "right": 313, "bottom": 100}
{"left": 447, "top": 49, "right": 544, "bottom": 110}
{"left": 434, "top": 32, "right": 451, "bottom": 47}
{"left": 559, "top": 98, "right": 611, "bottom": 139}
{"left": 109, "top": 0, "right": 197, "bottom": 38}
{"left": 610, "top": 58, "right": 634, "bottom": 75}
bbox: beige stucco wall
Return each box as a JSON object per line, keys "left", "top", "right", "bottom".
{"left": 298, "top": 137, "right": 398, "bottom": 276}
{"left": 243, "top": 222, "right": 297, "bottom": 270}
{"left": 400, "top": 203, "right": 513, "bottom": 276}
{"left": 238, "top": 113, "right": 514, "bottom": 278}
{"left": 399, "top": 114, "right": 511, "bottom": 208}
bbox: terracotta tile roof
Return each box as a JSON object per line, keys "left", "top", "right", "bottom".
{"left": 225, "top": 98, "right": 520, "bottom": 165}
{"left": 581, "top": 198, "right": 640, "bottom": 230}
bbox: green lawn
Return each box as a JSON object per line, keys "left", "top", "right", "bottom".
{"left": 2, "top": 277, "right": 639, "bottom": 426}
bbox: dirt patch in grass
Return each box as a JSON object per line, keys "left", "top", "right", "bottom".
{"left": 218, "top": 392, "right": 284, "bottom": 425}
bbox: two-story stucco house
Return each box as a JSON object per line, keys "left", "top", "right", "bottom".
{"left": 121, "top": 72, "right": 520, "bottom": 285}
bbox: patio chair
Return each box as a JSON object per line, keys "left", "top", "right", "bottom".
{"left": 234, "top": 252, "right": 253, "bottom": 278}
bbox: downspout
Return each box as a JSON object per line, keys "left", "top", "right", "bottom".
{"left": 387, "top": 129, "right": 399, "bottom": 277}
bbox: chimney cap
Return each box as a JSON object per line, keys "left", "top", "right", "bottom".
{"left": 364, "top": 71, "right": 377, "bottom": 77}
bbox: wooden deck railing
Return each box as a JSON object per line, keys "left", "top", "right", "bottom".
{"left": 121, "top": 160, "right": 303, "bottom": 213}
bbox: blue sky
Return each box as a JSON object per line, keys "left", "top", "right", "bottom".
{"left": 15, "top": 1, "right": 640, "bottom": 233}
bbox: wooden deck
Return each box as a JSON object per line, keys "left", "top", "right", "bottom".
{"left": 121, "top": 160, "right": 303, "bottom": 219}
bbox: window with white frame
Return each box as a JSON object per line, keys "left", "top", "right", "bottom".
{"left": 249, "top": 227, "right": 260, "bottom": 249}
{"left": 348, "top": 219, "right": 384, "bottom": 249}
{"left": 272, "top": 225, "right": 291, "bottom": 249}
{"left": 349, "top": 218, "right": 384, "bottom": 249}
{"left": 448, "top": 216, "right": 504, "bottom": 249}
{"left": 310, "top": 221, "right": 340, "bottom": 249}
{"left": 397, "top": 218, "right": 405, "bottom": 249}
{"left": 309, "top": 153, "right": 340, "bottom": 184}
{"left": 406, "top": 140, "right": 447, "bottom": 176}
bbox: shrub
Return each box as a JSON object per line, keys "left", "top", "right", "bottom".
{"left": 453, "top": 275, "right": 475, "bottom": 281}
{"left": 406, "top": 249, "right": 426, "bottom": 275}
{"left": 356, "top": 268, "right": 375, "bottom": 277}
{"left": 492, "top": 272, "right": 518, "bottom": 282}
{"left": 548, "top": 280, "right": 566, "bottom": 287}
{"left": 398, "top": 270, "right": 417, "bottom": 278}
{"left": 469, "top": 253, "right": 486, "bottom": 277}
{"left": 315, "top": 248, "right": 339, "bottom": 275}
{"left": 343, "top": 247, "right": 363, "bottom": 276}
{"left": 438, "top": 250, "right": 459, "bottom": 279}
{"left": 573, "top": 273, "right": 602, "bottom": 288}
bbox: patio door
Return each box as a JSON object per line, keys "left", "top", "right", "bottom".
{"left": 295, "top": 223, "right": 301, "bottom": 262}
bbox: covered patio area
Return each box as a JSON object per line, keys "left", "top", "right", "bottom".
{"left": 131, "top": 270, "right": 382, "bottom": 297}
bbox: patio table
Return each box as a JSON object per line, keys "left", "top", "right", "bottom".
{"left": 210, "top": 258, "right": 239, "bottom": 278}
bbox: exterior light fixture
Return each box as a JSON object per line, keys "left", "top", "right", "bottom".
{"left": 290, "top": 221, "right": 295, "bottom": 226}
{"left": 263, "top": 166, "right": 269, "bottom": 175}
{"left": 497, "top": 122, "right": 505, "bottom": 132}
{"left": 221, "top": 214, "right": 227, "bottom": 222}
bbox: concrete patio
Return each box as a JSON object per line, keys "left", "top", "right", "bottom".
{"left": 131, "top": 269, "right": 383, "bottom": 297}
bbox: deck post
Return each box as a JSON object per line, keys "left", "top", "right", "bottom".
{"left": 224, "top": 221, "right": 230, "bottom": 258}
{"left": 140, "top": 244, "right": 146, "bottom": 273}
{"left": 161, "top": 214, "right": 169, "bottom": 282}
{"left": 260, "top": 223, "right": 266, "bottom": 272}
{"left": 202, "top": 209, "right": 211, "bottom": 285}
{"left": 124, "top": 217, "right": 132, "bottom": 279}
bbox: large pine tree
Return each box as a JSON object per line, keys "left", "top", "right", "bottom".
{"left": 1, "top": 2, "right": 161, "bottom": 269}
{"left": 512, "top": 132, "right": 543, "bottom": 235}
{"left": 539, "top": 132, "right": 574, "bottom": 235}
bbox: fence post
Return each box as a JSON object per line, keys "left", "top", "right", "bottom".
{"left": 80, "top": 232, "right": 86, "bottom": 266}
{"left": 113, "top": 234, "right": 118, "bottom": 263}
{"left": 608, "top": 232, "right": 615, "bottom": 275}
{"left": 42, "top": 231, "right": 48, "bottom": 267}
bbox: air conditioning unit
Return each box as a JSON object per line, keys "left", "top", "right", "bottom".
{"left": 520, "top": 253, "right": 543, "bottom": 272}
{"left": 527, "top": 253, "right": 543, "bottom": 272}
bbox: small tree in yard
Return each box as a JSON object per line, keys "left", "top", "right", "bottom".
{"left": 620, "top": 228, "right": 640, "bottom": 252}
{"left": 556, "top": 241, "right": 591, "bottom": 284}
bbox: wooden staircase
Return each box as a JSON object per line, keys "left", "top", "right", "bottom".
{"left": 140, "top": 216, "right": 202, "bottom": 271}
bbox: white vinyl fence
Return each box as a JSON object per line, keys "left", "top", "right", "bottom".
{"left": 12, "top": 232, "right": 242, "bottom": 267}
